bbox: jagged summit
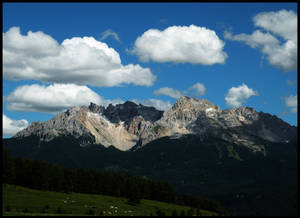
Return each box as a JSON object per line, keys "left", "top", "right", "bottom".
{"left": 14, "top": 97, "right": 297, "bottom": 152}
{"left": 88, "top": 102, "right": 105, "bottom": 114}
{"left": 174, "top": 96, "right": 214, "bottom": 107}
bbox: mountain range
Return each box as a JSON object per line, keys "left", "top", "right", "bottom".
{"left": 12, "top": 96, "right": 297, "bottom": 152}
{"left": 3, "top": 96, "right": 298, "bottom": 216}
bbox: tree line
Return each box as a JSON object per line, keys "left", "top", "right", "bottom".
{"left": 3, "top": 147, "right": 223, "bottom": 213}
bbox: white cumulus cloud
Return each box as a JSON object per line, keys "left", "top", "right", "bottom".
{"left": 3, "top": 26, "right": 156, "bottom": 87}
{"left": 283, "top": 95, "right": 297, "bottom": 113}
{"left": 225, "top": 83, "right": 259, "bottom": 107}
{"left": 131, "top": 24, "right": 227, "bottom": 65}
{"left": 262, "top": 39, "right": 297, "bottom": 72}
{"left": 253, "top": 9, "right": 297, "bottom": 42}
{"left": 3, "top": 114, "right": 29, "bottom": 137}
{"left": 5, "top": 83, "right": 123, "bottom": 113}
{"left": 153, "top": 87, "right": 183, "bottom": 99}
{"left": 224, "top": 10, "right": 297, "bottom": 72}
{"left": 188, "top": 82, "right": 206, "bottom": 96}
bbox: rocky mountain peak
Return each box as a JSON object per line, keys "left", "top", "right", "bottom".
{"left": 88, "top": 102, "right": 105, "bottom": 114}
{"left": 65, "top": 106, "right": 82, "bottom": 116}
{"left": 173, "top": 96, "right": 215, "bottom": 110}
{"left": 162, "top": 96, "right": 220, "bottom": 124}
{"left": 13, "top": 97, "right": 297, "bottom": 152}
{"left": 123, "top": 100, "right": 138, "bottom": 107}
{"left": 103, "top": 101, "right": 163, "bottom": 124}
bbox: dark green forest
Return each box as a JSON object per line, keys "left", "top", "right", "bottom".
{"left": 3, "top": 147, "right": 223, "bottom": 214}
{"left": 3, "top": 133, "right": 297, "bottom": 216}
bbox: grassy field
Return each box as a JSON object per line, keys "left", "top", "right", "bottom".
{"left": 3, "top": 184, "right": 218, "bottom": 216}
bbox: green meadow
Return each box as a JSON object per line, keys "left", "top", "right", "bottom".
{"left": 3, "top": 184, "right": 218, "bottom": 216}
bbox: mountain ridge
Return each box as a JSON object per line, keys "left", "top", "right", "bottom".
{"left": 13, "top": 96, "right": 297, "bottom": 152}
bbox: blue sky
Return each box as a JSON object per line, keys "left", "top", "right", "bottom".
{"left": 3, "top": 3, "right": 298, "bottom": 137}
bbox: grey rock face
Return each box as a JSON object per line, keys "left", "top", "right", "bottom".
{"left": 14, "top": 97, "right": 297, "bottom": 152}
{"left": 14, "top": 106, "right": 95, "bottom": 144}
{"left": 103, "top": 101, "right": 163, "bottom": 124}
{"left": 88, "top": 102, "right": 105, "bottom": 114}
{"left": 157, "top": 97, "right": 216, "bottom": 130}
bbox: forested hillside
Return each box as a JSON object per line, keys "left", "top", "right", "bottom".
{"left": 3, "top": 147, "right": 224, "bottom": 214}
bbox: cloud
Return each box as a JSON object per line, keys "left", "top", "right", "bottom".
{"left": 3, "top": 26, "right": 60, "bottom": 57}
{"left": 262, "top": 40, "right": 297, "bottom": 72}
{"left": 131, "top": 24, "right": 227, "bottom": 65}
{"left": 224, "top": 10, "right": 297, "bottom": 72}
{"left": 224, "top": 30, "right": 279, "bottom": 48}
{"left": 282, "top": 95, "right": 297, "bottom": 113}
{"left": 153, "top": 82, "right": 207, "bottom": 99}
{"left": 3, "top": 114, "right": 29, "bottom": 137}
{"left": 3, "top": 26, "right": 156, "bottom": 87}
{"left": 5, "top": 83, "right": 123, "bottom": 113}
{"left": 131, "top": 98, "right": 172, "bottom": 111}
{"left": 100, "top": 29, "right": 121, "bottom": 43}
{"left": 253, "top": 9, "right": 297, "bottom": 42}
{"left": 153, "top": 87, "right": 183, "bottom": 99}
{"left": 188, "top": 82, "right": 206, "bottom": 96}
{"left": 225, "top": 83, "right": 259, "bottom": 107}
